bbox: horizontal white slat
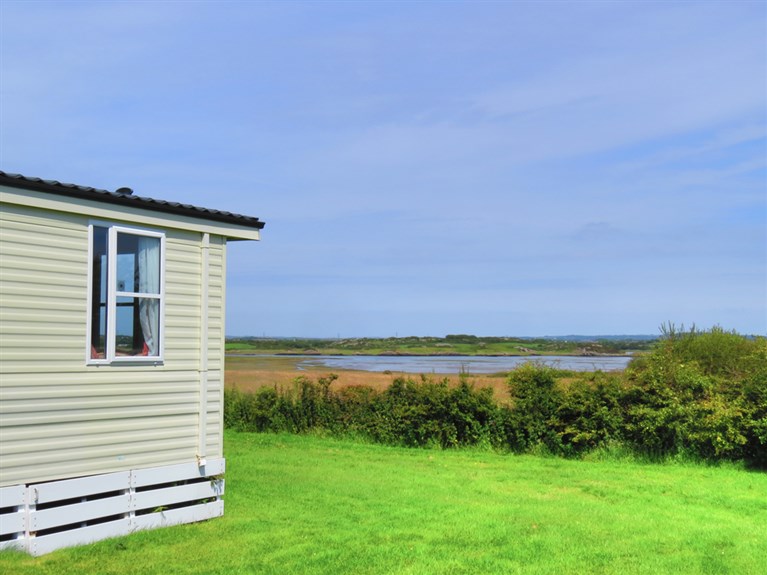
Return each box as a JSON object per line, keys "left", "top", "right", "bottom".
{"left": 0, "top": 241, "right": 85, "bottom": 261}
{"left": 131, "top": 458, "right": 225, "bottom": 488}
{"left": 0, "top": 207, "right": 82, "bottom": 234}
{"left": 0, "top": 361, "right": 200, "bottom": 375}
{"left": 0, "top": 403, "right": 198, "bottom": 427}
{"left": 133, "top": 500, "right": 223, "bottom": 531}
{"left": 0, "top": 213, "right": 81, "bottom": 231}
{"left": 31, "top": 493, "right": 130, "bottom": 532}
{"left": 30, "top": 518, "right": 131, "bottom": 557}
{"left": 0, "top": 351, "right": 82, "bottom": 364}
{"left": 0, "top": 510, "right": 26, "bottom": 536}
{"left": 1, "top": 393, "right": 198, "bottom": 414}
{"left": 32, "top": 471, "right": 130, "bottom": 504}
{"left": 0, "top": 308, "right": 81, "bottom": 323}
{"left": 1, "top": 427, "right": 195, "bottom": 457}
{"left": 3, "top": 266, "right": 83, "bottom": 292}
{"left": 0, "top": 484, "right": 26, "bottom": 508}
{"left": 0, "top": 257, "right": 85, "bottom": 277}
{"left": 2, "top": 437, "right": 197, "bottom": 472}
{"left": 0, "top": 382, "right": 198, "bottom": 402}
{"left": 133, "top": 481, "right": 224, "bottom": 512}
{"left": 0, "top": 415, "right": 197, "bottom": 443}
{"left": 0, "top": 369, "right": 200, "bottom": 387}
{"left": 0, "top": 283, "right": 87, "bottom": 300}
{"left": 0, "top": 324, "right": 83, "bottom": 339}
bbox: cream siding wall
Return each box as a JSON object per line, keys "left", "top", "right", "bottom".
{"left": 0, "top": 198, "right": 231, "bottom": 487}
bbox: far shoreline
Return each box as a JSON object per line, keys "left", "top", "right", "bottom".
{"left": 227, "top": 351, "right": 635, "bottom": 358}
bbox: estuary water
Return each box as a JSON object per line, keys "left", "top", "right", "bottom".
{"left": 237, "top": 354, "right": 633, "bottom": 374}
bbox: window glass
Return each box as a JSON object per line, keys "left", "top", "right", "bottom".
{"left": 116, "top": 251, "right": 135, "bottom": 294}
{"left": 90, "top": 227, "right": 108, "bottom": 359}
{"left": 114, "top": 295, "right": 138, "bottom": 355}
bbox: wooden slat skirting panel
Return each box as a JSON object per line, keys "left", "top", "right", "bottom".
{"left": 31, "top": 519, "right": 131, "bottom": 557}
{"left": 1, "top": 458, "right": 225, "bottom": 556}
{"left": 0, "top": 484, "right": 27, "bottom": 550}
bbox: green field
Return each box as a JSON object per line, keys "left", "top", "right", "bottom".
{"left": 2, "top": 432, "right": 765, "bottom": 574}
{"left": 226, "top": 335, "right": 654, "bottom": 357}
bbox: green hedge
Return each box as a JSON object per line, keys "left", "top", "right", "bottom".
{"left": 224, "top": 327, "right": 766, "bottom": 467}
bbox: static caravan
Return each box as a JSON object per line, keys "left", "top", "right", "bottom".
{"left": 0, "top": 171, "right": 264, "bottom": 555}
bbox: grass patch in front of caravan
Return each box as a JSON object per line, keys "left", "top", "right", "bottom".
{"left": 1, "top": 431, "right": 766, "bottom": 574}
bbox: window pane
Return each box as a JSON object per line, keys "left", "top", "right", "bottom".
{"left": 117, "top": 233, "right": 160, "bottom": 294}
{"left": 116, "top": 252, "right": 135, "bottom": 293}
{"left": 116, "top": 296, "right": 159, "bottom": 357}
{"left": 115, "top": 296, "right": 139, "bottom": 356}
{"left": 90, "top": 227, "right": 108, "bottom": 359}
{"left": 116, "top": 233, "right": 137, "bottom": 292}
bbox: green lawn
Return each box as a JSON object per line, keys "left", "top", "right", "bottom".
{"left": 2, "top": 432, "right": 766, "bottom": 574}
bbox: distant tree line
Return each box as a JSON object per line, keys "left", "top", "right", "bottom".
{"left": 225, "top": 327, "right": 766, "bottom": 468}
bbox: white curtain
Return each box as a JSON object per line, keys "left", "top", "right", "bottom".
{"left": 137, "top": 237, "right": 160, "bottom": 356}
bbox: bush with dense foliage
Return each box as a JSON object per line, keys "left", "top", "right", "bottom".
{"left": 622, "top": 326, "right": 765, "bottom": 464}
{"left": 225, "top": 327, "right": 766, "bottom": 467}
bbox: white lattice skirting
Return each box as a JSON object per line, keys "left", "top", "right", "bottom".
{"left": 0, "top": 458, "right": 225, "bottom": 556}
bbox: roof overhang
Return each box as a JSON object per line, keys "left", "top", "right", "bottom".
{"left": 0, "top": 171, "right": 265, "bottom": 240}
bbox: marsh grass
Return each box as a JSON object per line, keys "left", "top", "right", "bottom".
{"left": 2, "top": 432, "right": 765, "bottom": 574}
{"left": 224, "top": 355, "right": 511, "bottom": 398}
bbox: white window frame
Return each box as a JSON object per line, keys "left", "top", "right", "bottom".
{"left": 86, "top": 222, "right": 166, "bottom": 365}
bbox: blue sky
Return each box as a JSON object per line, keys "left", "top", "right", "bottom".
{"left": 1, "top": 1, "right": 765, "bottom": 337}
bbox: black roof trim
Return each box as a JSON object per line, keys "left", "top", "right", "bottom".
{"left": 0, "top": 171, "right": 265, "bottom": 230}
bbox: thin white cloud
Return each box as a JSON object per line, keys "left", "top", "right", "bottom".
{"left": 2, "top": 0, "right": 764, "bottom": 335}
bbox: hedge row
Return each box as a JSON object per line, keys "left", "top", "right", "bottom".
{"left": 224, "top": 328, "right": 766, "bottom": 467}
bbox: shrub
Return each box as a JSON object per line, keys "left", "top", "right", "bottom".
{"left": 224, "top": 386, "right": 286, "bottom": 432}
{"left": 623, "top": 326, "right": 765, "bottom": 464}
{"left": 737, "top": 343, "right": 767, "bottom": 467}
{"left": 553, "top": 372, "right": 624, "bottom": 455}
{"left": 658, "top": 323, "right": 758, "bottom": 379}
{"left": 446, "top": 379, "right": 499, "bottom": 447}
{"left": 505, "top": 363, "right": 563, "bottom": 453}
{"left": 365, "top": 375, "right": 499, "bottom": 448}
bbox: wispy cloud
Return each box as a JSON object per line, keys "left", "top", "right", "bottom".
{"left": 2, "top": 0, "right": 764, "bottom": 335}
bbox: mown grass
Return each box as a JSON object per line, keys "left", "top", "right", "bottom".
{"left": 2, "top": 432, "right": 766, "bottom": 574}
